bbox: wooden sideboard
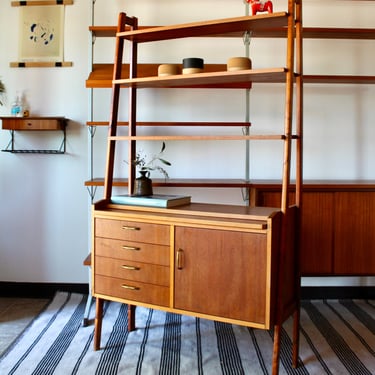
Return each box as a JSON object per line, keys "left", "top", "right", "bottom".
{"left": 249, "top": 181, "right": 375, "bottom": 276}
{"left": 92, "top": 200, "right": 298, "bottom": 349}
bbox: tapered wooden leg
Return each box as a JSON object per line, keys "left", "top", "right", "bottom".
{"left": 94, "top": 297, "right": 104, "bottom": 350}
{"left": 272, "top": 324, "right": 281, "bottom": 375}
{"left": 292, "top": 308, "right": 300, "bottom": 368}
{"left": 128, "top": 304, "right": 136, "bottom": 331}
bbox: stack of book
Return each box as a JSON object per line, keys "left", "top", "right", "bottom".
{"left": 110, "top": 194, "right": 191, "bottom": 208}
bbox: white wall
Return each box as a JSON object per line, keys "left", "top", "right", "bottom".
{"left": 0, "top": 0, "right": 374, "bottom": 286}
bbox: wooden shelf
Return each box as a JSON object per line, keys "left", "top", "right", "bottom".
{"left": 118, "top": 13, "right": 288, "bottom": 43}
{"left": 11, "top": 0, "right": 73, "bottom": 6}
{"left": 10, "top": 62, "right": 73, "bottom": 68}
{"left": 108, "top": 134, "right": 287, "bottom": 141}
{"left": 246, "top": 179, "right": 375, "bottom": 190}
{"left": 304, "top": 75, "right": 375, "bottom": 84}
{"left": 303, "top": 27, "right": 375, "bottom": 40}
{"left": 90, "top": 25, "right": 156, "bottom": 37}
{"left": 86, "top": 178, "right": 375, "bottom": 189}
{"left": 87, "top": 64, "right": 375, "bottom": 87}
{"left": 86, "top": 63, "right": 260, "bottom": 88}
{"left": 90, "top": 25, "right": 375, "bottom": 40}
{"left": 1, "top": 116, "right": 67, "bottom": 131}
{"left": 113, "top": 68, "right": 287, "bottom": 89}
{"left": 86, "top": 121, "right": 251, "bottom": 127}
{"left": 85, "top": 178, "right": 254, "bottom": 188}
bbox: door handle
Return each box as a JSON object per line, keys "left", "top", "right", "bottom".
{"left": 176, "top": 248, "right": 184, "bottom": 270}
{"left": 121, "top": 265, "right": 140, "bottom": 271}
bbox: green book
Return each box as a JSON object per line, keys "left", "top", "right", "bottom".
{"left": 110, "top": 194, "right": 191, "bottom": 208}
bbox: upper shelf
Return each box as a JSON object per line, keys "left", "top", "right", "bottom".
{"left": 305, "top": 75, "right": 375, "bottom": 84}
{"left": 117, "top": 13, "right": 289, "bottom": 42}
{"left": 113, "top": 68, "right": 287, "bottom": 89}
{"left": 86, "top": 64, "right": 375, "bottom": 87}
{"left": 90, "top": 25, "right": 375, "bottom": 40}
{"left": 86, "top": 63, "right": 256, "bottom": 89}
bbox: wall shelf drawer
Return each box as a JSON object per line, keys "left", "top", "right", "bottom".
{"left": 95, "top": 218, "right": 170, "bottom": 245}
{"left": 95, "top": 274, "right": 170, "bottom": 307}
{"left": 95, "top": 256, "right": 169, "bottom": 286}
{"left": 0, "top": 116, "right": 68, "bottom": 154}
{"left": 95, "top": 237, "right": 169, "bottom": 266}
{"left": 1, "top": 117, "right": 66, "bottom": 131}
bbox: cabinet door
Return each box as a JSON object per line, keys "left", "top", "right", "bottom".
{"left": 334, "top": 192, "right": 375, "bottom": 274}
{"left": 300, "top": 192, "right": 334, "bottom": 274}
{"left": 174, "top": 227, "right": 269, "bottom": 325}
{"left": 251, "top": 188, "right": 334, "bottom": 275}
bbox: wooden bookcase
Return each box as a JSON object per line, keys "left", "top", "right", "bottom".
{"left": 90, "top": 1, "right": 303, "bottom": 374}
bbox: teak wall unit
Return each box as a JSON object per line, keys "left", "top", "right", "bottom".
{"left": 0, "top": 116, "right": 67, "bottom": 154}
{"left": 248, "top": 1, "right": 375, "bottom": 277}
{"left": 250, "top": 181, "right": 375, "bottom": 276}
{"left": 91, "top": 1, "right": 303, "bottom": 374}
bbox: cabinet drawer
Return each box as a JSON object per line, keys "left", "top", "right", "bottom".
{"left": 95, "top": 275, "right": 169, "bottom": 307}
{"left": 95, "top": 256, "right": 169, "bottom": 286}
{"left": 1, "top": 118, "right": 65, "bottom": 130}
{"left": 95, "top": 218, "right": 170, "bottom": 245}
{"left": 95, "top": 237, "right": 169, "bottom": 266}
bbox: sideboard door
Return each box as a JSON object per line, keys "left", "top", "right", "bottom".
{"left": 174, "top": 226, "right": 271, "bottom": 326}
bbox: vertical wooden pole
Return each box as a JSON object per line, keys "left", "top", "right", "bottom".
{"left": 128, "top": 305, "right": 136, "bottom": 331}
{"left": 103, "top": 12, "right": 127, "bottom": 200}
{"left": 293, "top": 0, "right": 303, "bottom": 368}
{"left": 272, "top": 1, "right": 296, "bottom": 374}
{"left": 94, "top": 297, "right": 104, "bottom": 350}
{"left": 128, "top": 17, "right": 138, "bottom": 196}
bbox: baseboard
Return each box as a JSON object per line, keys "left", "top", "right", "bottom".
{"left": 0, "top": 282, "right": 89, "bottom": 299}
{"left": 301, "top": 286, "right": 375, "bottom": 300}
{"left": 0, "top": 282, "right": 374, "bottom": 300}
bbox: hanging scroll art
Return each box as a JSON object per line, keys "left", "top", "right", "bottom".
{"left": 10, "top": 1, "right": 73, "bottom": 68}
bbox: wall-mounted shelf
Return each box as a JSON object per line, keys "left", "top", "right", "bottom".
{"left": 11, "top": 0, "right": 73, "bottom": 6}
{"left": 0, "top": 116, "right": 68, "bottom": 154}
{"left": 10, "top": 62, "right": 73, "bottom": 68}
{"left": 86, "top": 23, "right": 375, "bottom": 88}
{"left": 90, "top": 25, "right": 375, "bottom": 40}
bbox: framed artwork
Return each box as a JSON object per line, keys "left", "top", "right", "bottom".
{"left": 10, "top": 1, "right": 73, "bottom": 68}
{"left": 18, "top": 5, "right": 64, "bottom": 62}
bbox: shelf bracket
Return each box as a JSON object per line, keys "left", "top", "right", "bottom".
{"left": 243, "top": 30, "right": 253, "bottom": 47}
{"left": 86, "top": 185, "right": 98, "bottom": 202}
{"left": 2, "top": 128, "right": 67, "bottom": 154}
{"left": 241, "top": 186, "right": 250, "bottom": 203}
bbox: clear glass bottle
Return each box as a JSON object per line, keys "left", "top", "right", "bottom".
{"left": 11, "top": 93, "right": 22, "bottom": 117}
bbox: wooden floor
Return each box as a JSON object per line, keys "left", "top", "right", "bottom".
{"left": 0, "top": 297, "right": 50, "bottom": 356}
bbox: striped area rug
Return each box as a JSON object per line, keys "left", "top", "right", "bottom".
{"left": 0, "top": 292, "right": 374, "bottom": 374}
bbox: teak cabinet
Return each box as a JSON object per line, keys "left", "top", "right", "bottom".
{"left": 250, "top": 181, "right": 375, "bottom": 276}
{"left": 93, "top": 203, "right": 284, "bottom": 327}
{"left": 91, "top": 2, "right": 303, "bottom": 374}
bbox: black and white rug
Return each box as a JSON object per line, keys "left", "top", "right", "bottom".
{"left": 0, "top": 292, "right": 374, "bottom": 374}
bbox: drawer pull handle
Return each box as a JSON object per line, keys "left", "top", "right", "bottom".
{"left": 121, "top": 265, "right": 140, "bottom": 271}
{"left": 122, "top": 245, "right": 140, "bottom": 251}
{"left": 122, "top": 225, "right": 141, "bottom": 231}
{"left": 121, "top": 284, "right": 140, "bottom": 291}
{"left": 177, "top": 248, "right": 184, "bottom": 270}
